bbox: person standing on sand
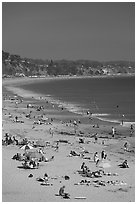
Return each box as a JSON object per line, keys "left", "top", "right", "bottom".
{"left": 122, "top": 114, "right": 125, "bottom": 125}
{"left": 73, "top": 120, "right": 78, "bottom": 134}
{"left": 101, "top": 150, "right": 105, "bottom": 159}
{"left": 94, "top": 152, "right": 99, "bottom": 166}
{"left": 94, "top": 133, "right": 98, "bottom": 143}
{"left": 112, "top": 127, "right": 115, "bottom": 137}
{"left": 130, "top": 124, "right": 134, "bottom": 136}
{"left": 15, "top": 116, "right": 18, "bottom": 122}
{"left": 81, "top": 162, "right": 85, "bottom": 172}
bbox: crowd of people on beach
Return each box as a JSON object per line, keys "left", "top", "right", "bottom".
{"left": 2, "top": 93, "right": 135, "bottom": 200}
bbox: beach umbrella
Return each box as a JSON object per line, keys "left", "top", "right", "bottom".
{"left": 20, "top": 144, "right": 34, "bottom": 150}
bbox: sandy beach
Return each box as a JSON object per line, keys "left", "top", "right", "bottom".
{"left": 2, "top": 77, "right": 135, "bottom": 202}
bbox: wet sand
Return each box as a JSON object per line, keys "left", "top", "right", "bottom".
{"left": 2, "top": 77, "right": 135, "bottom": 202}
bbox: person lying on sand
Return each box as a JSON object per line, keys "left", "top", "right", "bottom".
{"left": 69, "top": 150, "right": 80, "bottom": 157}
{"left": 36, "top": 173, "right": 53, "bottom": 186}
{"left": 91, "top": 170, "right": 104, "bottom": 178}
{"left": 79, "top": 165, "right": 104, "bottom": 178}
{"left": 36, "top": 173, "right": 49, "bottom": 182}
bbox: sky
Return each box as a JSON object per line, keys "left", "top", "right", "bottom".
{"left": 2, "top": 2, "right": 135, "bottom": 61}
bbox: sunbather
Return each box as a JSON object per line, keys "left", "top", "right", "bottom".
{"left": 70, "top": 150, "right": 80, "bottom": 156}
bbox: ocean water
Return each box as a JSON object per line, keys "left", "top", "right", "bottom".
{"left": 19, "top": 76, "right": 135, "bottom": 123}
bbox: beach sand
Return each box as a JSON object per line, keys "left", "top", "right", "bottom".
{"left": 2, "top": 77, "right": 135, "bottom": 202}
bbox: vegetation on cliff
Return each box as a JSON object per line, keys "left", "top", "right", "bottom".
{"left": 2, "top": 50, "right": 135, "bottom": 77}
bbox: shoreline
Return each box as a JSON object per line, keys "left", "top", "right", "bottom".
{"left": 2, "top": 73, "right": 135, "bottom": 86}
{"left": 3, "top": 76, "right": 135, "bottom": 126}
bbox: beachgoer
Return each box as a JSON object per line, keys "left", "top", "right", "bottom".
{"left": 59, "top": 186, "right": 65, "bottom": 196}
{"left": 8, "top": 137, "right": 13, "bottom": 145}
{"left": 123, "top": 142, "right": 130, "bottom": 151}
{"left": 92, "top": 170, "right": 104, "bottom": 178}
{"left": 102, "top": 140, "right": 105, "bottom": 145}
{"left": 130, "top": 124, "right": 134, "bottom": 136}
{"left": 5, "top": 133, "right": 9, "bottom": 144}
{"left": 119, "top": 160, "right": 129, "bottom": 168}
{"left": 101, "top": 150, "right": 105, "bottom": 159}
{"left": 122, "top": 160, "right": 129, "bottom": 168}
{"left": 78, "top": 119, "right": 81, "bottom": 124}
{"left": 79, "top": 138, "right": 84, "bottom": 144}
{"left": 73, "top": 120, "right": 77, "bottom": 126}
{"left": 96, "top": 158, "right": 100, "bottom": 166}
{"left": 94, "top": 133, "right": 98, "bottom": 143}
{"left": 13, "top": 136, "right": 18, "bottom": 145}
{"left": 59, "top": 186, "right": 70, "bottom": 199}
{"left": 81, "top": 162, "right": 85, "bottom": 172}
{"left": 44, "top": 173, "right": 49, "bottom": 182}
{"left": 55, "top": 141, "right": 59, "bottom": 151}
{"left": 131, "top": 124, "right": 134, "bottom": 130}
{"left": 122, "top": 114, "right": 124, "bottom": 125}
{"left": 15, "top": 116, "right": 18, "bottom": 122}
{"left": 70, "top": 150, "right": 80, "bottom": 156}
{"left": 112, "top": 127, "right": 115, "bottom": 137}
{"left": 39, "top": 148, "right": 44, "bottom": 155}
{"left": 94, "top": 152, "right": 97, "bottom": 162}
{"left": 94, "top": 152, "right": 99, "bottom": 166}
